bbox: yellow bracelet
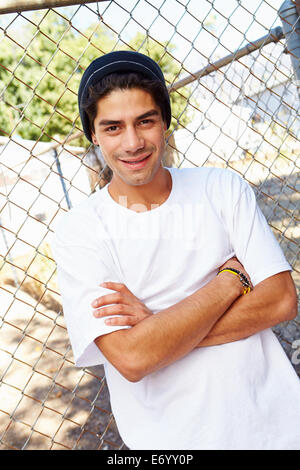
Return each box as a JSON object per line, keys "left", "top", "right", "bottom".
{"left": 217, "top": 268, "right": 251, "bottom": 295}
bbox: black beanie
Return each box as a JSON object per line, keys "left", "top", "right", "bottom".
{"left": 78, "top": 50, "right": 171, "bottom": 142}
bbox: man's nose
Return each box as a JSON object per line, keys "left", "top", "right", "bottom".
{"left": 122, "top": 126, "right": 144, "bottom": 153}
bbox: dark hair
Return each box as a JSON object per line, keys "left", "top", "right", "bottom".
{"left": 82, "top": 71, "right": 169, "bottom": 134}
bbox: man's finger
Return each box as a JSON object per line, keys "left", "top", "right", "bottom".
{"left": 105, "top": 316, "right": 136, "bottom": 326}
{"left": 93, "top": 304, "right": 128, "bottom": 318}
{"left": 100, "top": 282, "right": 130, "bottom": 293}
{"left": 91, "top": 292, "right": 124, "bottom": 308}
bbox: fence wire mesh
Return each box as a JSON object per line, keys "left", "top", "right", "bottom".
{"left": 0, "top": 0, "right": 299, "bottom": 450}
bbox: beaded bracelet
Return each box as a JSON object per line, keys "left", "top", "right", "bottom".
{"left": 217, "top": 267, "right": 252, "bottom": 295}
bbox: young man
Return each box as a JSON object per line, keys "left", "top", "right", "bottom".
{"left": 52, "top": 50, "right": 300, "bottom": 450}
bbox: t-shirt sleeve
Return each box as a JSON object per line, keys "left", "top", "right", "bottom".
{"left": 225, "top": 173, "right": 291, "bottom": 286}
{"left": 51, "top": 213, "right": 129, "bottom": 368}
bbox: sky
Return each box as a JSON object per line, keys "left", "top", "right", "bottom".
{"left": 0, "top": 1, "right": 285, "bottom": 65}
{"left": 71, "top": 0, "right": 283, "bottom": 39}
{"left": 68, "top": 0, "right": 285, "bottom": 69}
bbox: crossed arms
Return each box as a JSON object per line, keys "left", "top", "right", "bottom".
{"left": 93, "top": 257, "right": 297, "bottom": 382}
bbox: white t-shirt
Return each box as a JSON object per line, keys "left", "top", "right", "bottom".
{"left": 52, "top": 167, "right": 300, "bottom": 450}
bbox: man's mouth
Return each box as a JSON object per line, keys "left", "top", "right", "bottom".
{"left": 119, "top": 154, "right": 152, "bottom": 169}
{"left": 120, "top": 154, "right": 150, "bottom": 164}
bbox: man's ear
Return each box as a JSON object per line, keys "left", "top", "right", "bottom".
{"left": 91, "top": 131, "right": 99, "bottom": 146}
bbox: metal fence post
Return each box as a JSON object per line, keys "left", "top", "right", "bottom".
{"left": 279, "top": 0, "right": 300, "bottom": 95}
{"left": 53, "top": 148, "right": 72, "bottom": 210}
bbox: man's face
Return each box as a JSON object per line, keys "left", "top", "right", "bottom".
{"left": 91, "top": 88, "right": 167, "bottom": 188}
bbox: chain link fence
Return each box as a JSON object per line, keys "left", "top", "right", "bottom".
{"left": 0, "top": 0, "right": 299, "bottom": 450}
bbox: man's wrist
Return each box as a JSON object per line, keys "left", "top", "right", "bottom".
{"left": 216, "top": 270, "right": 244, "bottom": 298}
{"left": 217, "top": 267, "right": 252, "bottom": 296}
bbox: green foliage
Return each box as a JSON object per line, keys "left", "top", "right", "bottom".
{"left": 0, "top": 11, "right": 113, "bottom": 143}
{"left": 0, "top": 11, "right": 193, "bottom": 144}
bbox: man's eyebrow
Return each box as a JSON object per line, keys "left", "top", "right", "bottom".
{"left": 97, "top": 109, "right": 160, "bottom": 127}
{"left": 137, "top": 109, "right": 160, "bottom": 120}
{"left": 98, "top": 119, "right": 121, "bottom": 127}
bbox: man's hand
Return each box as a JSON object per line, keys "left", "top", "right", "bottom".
{"left": 92, "top": 282, "right": 153, "bottom": 326}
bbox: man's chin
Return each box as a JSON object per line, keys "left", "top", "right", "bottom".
{"left": 118, "top": 166, "right": 158, "bottom": 187}
{"left": 123, "top": 174, "right": 153, "bottom": 187}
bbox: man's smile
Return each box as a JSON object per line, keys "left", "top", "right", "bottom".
{"left": 119, "top": 153, "right": 152, "bottom": 169}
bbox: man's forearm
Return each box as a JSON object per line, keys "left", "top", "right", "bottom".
{"left": 95, "top": 273, "right": 242, "bottom": 381}
{"left": 196, "top": 271, "right": 297, "bottom": 348}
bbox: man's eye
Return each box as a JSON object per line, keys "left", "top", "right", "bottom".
{"left": 106, "top": 126, "right": 119, "bottom": 132}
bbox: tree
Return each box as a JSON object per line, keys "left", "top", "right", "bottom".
{"left": 0, "top": 10, "right": 193, "bottom": 145}
{"left": 0, "top": 10, "right": 113, "bottom": 144}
